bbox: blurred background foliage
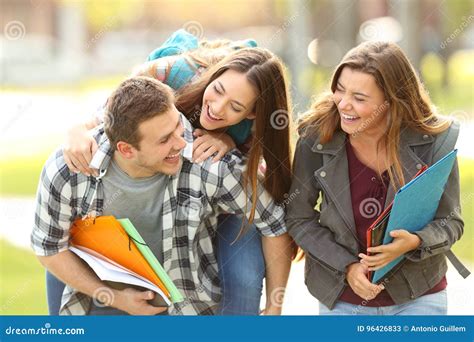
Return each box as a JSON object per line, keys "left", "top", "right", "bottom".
{"left": 1, "top": 0, "right": 472, "bottom": 315}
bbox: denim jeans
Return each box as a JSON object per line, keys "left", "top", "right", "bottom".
{"left": 319, "top": 289, "right": 448, "bottom": 315}
{"left": 215, "top": 214, "right": 265, "bottom": 315}
{"left": 46, "top": 271, "right": 65, "bottom": 315}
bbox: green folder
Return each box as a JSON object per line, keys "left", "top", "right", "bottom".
{"left": 118, "top": 218, "right": 184, "bottom": 303}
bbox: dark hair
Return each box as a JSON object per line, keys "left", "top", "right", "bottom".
{"left": 176, "top": 48, "right": 293, "bottom": 225}
{"left": 105, "top": 76, "right": 174, "bottom": 150}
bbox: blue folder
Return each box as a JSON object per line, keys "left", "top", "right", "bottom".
{"left": 371, "top": 149, "right": 458, "bottom": 283}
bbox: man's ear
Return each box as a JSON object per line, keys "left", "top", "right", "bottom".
{"left": 246, "top": 111, "right": 256, "bottom": 120}
{"left": 116, "top": 141, "right": 136, "bottom": 159}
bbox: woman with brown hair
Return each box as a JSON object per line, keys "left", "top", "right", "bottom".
{"left": 287, "top": 41, "right": 464, "bottom": 315}
{"left": 54, "top": 30, "right": 294, "bottom": 315}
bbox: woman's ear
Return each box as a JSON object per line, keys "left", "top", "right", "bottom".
{"left": 246, "top": 111, "right": 256, "bottom": 120}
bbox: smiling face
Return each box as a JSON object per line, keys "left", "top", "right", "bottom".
{"left": 333, "top": 67, "right": 389, "bottom": 138}
{"left": 199, "top": 69, "right": 258, "bottom": 130}
{"left": 117, "top": 105, "right": 187, "bottom": 177}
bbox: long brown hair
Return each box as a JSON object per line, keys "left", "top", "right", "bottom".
{"left": 176, "top": 47, "right": 293, "bottom": 226}
{"left": 299, "top": 41, "right": 450, "bottom": 189}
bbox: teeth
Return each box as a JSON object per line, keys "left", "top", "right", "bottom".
{"left": 208, "top": 106, "right": 222, "bottom": 121}
{"left": 342, "top": 113, "right": 359, "bottom": 120}
{"left": 166, "top": 153, "right": 179, "bottom": 159}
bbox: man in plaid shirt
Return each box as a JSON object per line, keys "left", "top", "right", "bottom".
{"left": 31, "top": 77, "right": 291, "bottom": 315}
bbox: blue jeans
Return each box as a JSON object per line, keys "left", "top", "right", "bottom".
{"left": 215, "top": 214, "right": 265, "bottom": 315}
{"left": 45, "top": 214, "right": 265, "bottom": 316}
{"left": 319, "top": 289, "right": 448, "bottom": 315}
{"left": 46, "top": 271, "right": 65, "bottom": 315}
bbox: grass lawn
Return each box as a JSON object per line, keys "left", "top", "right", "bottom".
{"left": 0, "top": 239, "right": 47, "bottom": 315}
{"left": 452, "top": 158, "right": 474, "bottom": 263}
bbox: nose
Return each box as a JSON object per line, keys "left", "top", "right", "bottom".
{"left": 173, "top": 125, "right": 187, "bottom": 151}
{"left": 337, "top": 94, "right": 352, "bottom": 112}
{"left": 211, "top": 99, "right": 226, "bottom": 116}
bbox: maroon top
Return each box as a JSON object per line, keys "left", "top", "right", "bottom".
{"left": 339, "top": 140, "right": 446, "bottom": 307}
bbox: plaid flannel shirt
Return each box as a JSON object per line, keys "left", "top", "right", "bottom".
{"left": 31, "top": 115, "right": 287, "bottom": 315}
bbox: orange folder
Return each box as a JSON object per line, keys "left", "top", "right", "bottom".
{"left": 70, "top": 215, "right": 170, "bottom": 299}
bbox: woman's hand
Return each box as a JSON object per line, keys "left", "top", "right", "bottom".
{"left": 192, "top": 129, "right": 236, "bottom": 163}
{"left": 359, "top": 229, "right": 421, "bottom": 271}
{"left": 346, "top": 262, "right": 385, "bottom": 300}
{"left": 63, "top": 123, "right": 99, "bottom": 176}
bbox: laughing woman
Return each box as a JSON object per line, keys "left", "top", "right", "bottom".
{"left": 287, "top": 41, "right": 465, "bottom": 315}
{"left": 49, "top": 30, "right": 295, "bottom": 315}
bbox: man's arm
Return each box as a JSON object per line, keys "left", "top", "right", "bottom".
{"left": 31, "top": 154, "right": 165, "bottom": 315}
{"left": 38, "top": 250, "right": 165, "bottom": 315}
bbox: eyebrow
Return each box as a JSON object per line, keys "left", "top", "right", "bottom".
{"left": 217, "top": 81, "right": 247, "bottom": 109}
{"left": 158, "top": 116, "right": 181, "bottom": 141}
{"left": 337, "top": 81, "right": 370, "bottom": 98}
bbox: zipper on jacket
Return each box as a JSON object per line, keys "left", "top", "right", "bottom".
{"left": 423, "top": 240, "right": 449, "bottom": 254}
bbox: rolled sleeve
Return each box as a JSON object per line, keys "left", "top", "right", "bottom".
{"left": 31, "top": 151, "right": 75, "bottom": 256}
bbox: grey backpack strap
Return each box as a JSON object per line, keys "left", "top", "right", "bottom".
{"left": 445, "top": 250, "right": 471, "bottom": 278}
{"left": 433, "top": 120, "right": 470, "bottom": 278}
{"left": 431, "top": 120, "right": 460, "bottom": 162}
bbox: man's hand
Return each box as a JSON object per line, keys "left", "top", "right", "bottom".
{"left": 346, "top": 263, "right": 384, "bottom": 300}
{"left": 37, "top": 251, "right": 167, "bottom": 316}
{"left": 359, "top": 229, "right": 421, "bottom": 271}
{"left": 111, "top": 288, "right": 168, "bottom": 315}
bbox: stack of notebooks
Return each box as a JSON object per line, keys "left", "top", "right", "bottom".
{"left": 70, "top": 216, "right": 183, "bottom": 307}
{"left": 366, "top": 149, "right": 466, "bottom": 283}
